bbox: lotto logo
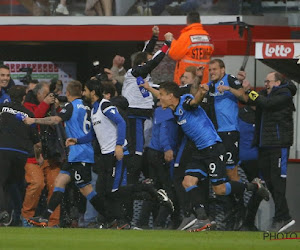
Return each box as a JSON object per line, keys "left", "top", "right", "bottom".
{"left": 263, "top": 43, "right": 294, "bottom": 58}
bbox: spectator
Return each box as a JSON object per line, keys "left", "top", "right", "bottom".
{"left": 166, "top": 0, "right": 213, "bottom": 15}
{"left": 100, "top": 0, "right": 113, "bottom": 16}
{"left": 110, "top": 55, "right": 126, "bottom": 84}
{"left": 167, "top": 12, "right": 214, "bottom": 85}
{"left": 227, "top": 0, "right": 263, "bottom": 15}
{"left": 21, "top": 82, "right": 61, "bottom": 227}
{"left": 0, "top": 65, "right": 11, "bottom": 103}
{"left": 246, "top": 72, "right": 296, "bottom": 232}
{"left": 56, "top": 0, "right": 69, "bottom": 15}
{"left": 26, "top": 79, "right": 39, "bottom": 93}
{"left": 86, "top": 0, "right": 113, "bottom": 16}
{"left": 85, "top": 0, "right": 103, "bottom": 16}
{"left": 182, "top": 66, "right": 197, "bottom": 86}
{"left": 137, "top": 0, "right": 213, "bottom": 16}
{"left": 103, "top": 68, "right": 123, "bottom": 96}
{"left": 0, "top": 86, "right": 40, "bottom": 224}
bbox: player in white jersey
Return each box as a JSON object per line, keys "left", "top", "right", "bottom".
{"left": 121, "top": 30, "right": 173, "bottom": 185}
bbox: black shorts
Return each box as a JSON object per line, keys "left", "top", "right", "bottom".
{"left": 61, "top": 162, "right": 92, "bottom": 188}
{"left": 218, "top": 131, "right": 239, "bottom": 169}
{"left": 185, "top": 143, "right": 227, "bottom": 186}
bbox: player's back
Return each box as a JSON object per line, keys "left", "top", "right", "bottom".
{"left": 65, "top": 99, "right": 94, "bottom": 163}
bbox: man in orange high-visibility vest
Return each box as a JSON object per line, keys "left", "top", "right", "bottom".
{"left": 168, "top": 12, "right": 214, "bottom": 85}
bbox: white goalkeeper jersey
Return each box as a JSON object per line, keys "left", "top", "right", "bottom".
{"left": 122, "top": 69, "right": 154, "bottom": 109}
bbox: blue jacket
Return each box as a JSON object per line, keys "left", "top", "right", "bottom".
{"left": 0, "top": 89, "right": 10, "bottom": 104}
{"left": 238, "top": 106, "right": 258, "bottom": 161}
{"left": 149, "top": 107, "right": 178, "bottom": 153}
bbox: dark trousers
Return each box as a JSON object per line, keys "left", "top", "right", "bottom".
{"left": 138, "top": 148, "right": 177, "bottom": 228}
{"left": 0, "top": 150, "right": 27, "bottom": 212}
{"left": 258, "top": 147, "right": 291, "bottom": 221}
{"left": 96, "top": 153, "right": 127, "bottom": 222}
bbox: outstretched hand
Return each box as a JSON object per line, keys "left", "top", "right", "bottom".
{"left": 23, "top": 117, "right": 35, "bottom": 125}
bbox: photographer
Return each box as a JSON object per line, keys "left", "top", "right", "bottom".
{"left": 26, "top": 79, "right": 39, "bottom": 93}
{"left": 21, "top": 82, "right": 61, "bottom": 227}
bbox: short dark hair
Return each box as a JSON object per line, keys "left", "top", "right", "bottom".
{"left": 67, "top": 80, "right": 82, "bottom": 97}
{"left": 209, "top": 59, "right": 225, "bottom": 69}
{"left": 85, "top": 79, "right": 102, "bottom": 98}
{"left": 0, "top": 64, "right": 10, "bottom": 71}
{"left": 187, "top": 12, "right": 200, "bottom": 24}
{"left": 159, "top": 82, "right": 181, "bottom": 98}
{"left": 8, "top": 85, "right": 26, "bottom": 103}
{"left": 102, "top": 82, "right": 116, "bottom": 98}
{"left": 133, "top": 52, "right": 148, "bottom": 67}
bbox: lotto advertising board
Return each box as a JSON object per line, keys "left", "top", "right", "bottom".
{"left": 255, "top": 41, "right": 300, "bottom": 59}
{"left": 4, "top": 61, "right": 77, "bottom": 94}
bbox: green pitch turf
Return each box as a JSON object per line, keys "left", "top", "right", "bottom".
{"left": 0, "top": 228, "right": 299, "bottom": 250}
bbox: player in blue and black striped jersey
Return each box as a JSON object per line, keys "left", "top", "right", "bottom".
{"left": 143, "top": 81, "right": 269, "bottom": 232}
{"left": 23, "top": 80, "right": 106, "bottom": 227}
{"left": 205, "top": 59, "right": 249, "bottom": 182}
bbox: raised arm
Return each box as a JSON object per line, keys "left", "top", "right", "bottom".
{"left": 143, "top": 26, "right": 159, "bottom": 54}
{"left": 132, "top": 32, "right": 173, "bottom": 78}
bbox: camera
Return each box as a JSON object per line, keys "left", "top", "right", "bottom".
{"left": 92, "top": 60, "right": 109, "bottom": 82}
{"left": 50, "top": 78, "right": 68, "bottom": 103}
{"left": 19, "top": 67, "right": 33, "bottom": 85}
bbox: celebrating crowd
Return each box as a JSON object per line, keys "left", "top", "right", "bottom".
{"left": 0, "top": 11, "right": 296, "bottom": 232}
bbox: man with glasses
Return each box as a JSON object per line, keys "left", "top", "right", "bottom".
{"left": 247, "top": 71, "right": 296, "bottom": 232}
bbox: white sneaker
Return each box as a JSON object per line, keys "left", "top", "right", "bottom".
{"left": 157, "top": 189, "right": 174, "bottom": 212}
{"left": 56, "top": 4, "right": 69, "bottom": 15}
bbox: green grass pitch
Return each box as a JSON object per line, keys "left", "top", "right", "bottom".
{"left": 0, "top": 228, "right": 299, "bottom": 250}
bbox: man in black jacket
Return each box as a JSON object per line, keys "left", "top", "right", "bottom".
{"left": 0, "top": 86, "right": 41, "bottom": 224}
{"left": 247, "top": 71, "right": 297, "bottom": 232}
